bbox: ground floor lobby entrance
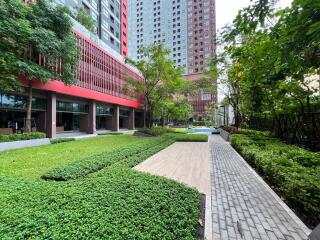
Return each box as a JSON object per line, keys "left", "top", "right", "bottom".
{"left": 0, "top": 92, "right": 142, "bottom": 138}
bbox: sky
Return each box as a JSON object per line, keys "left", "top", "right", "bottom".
{"left": 216, "top": 0, "right": 293, "bottom": 31}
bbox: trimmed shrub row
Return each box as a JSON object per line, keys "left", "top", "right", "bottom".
{"left": 112, "top": 140, "right": 176, "bottom": 169}
{"left": 0, "top": 132, "right": 46, "bottom": 143}
{"left": 230, "top": 133, "right": 320, "bottom": 224}
{"left": 97, "top": 132, "right": 124, "bottom": 136}
{"left": 168, "top": 133, "right": 208, "bottom": 142}
{"left": 50, "top": 138, "right": 75, "bottom": 144}
{"left": 42, "top": 136, "right": 174, "bottom": 181}
{"left": 137, "top": 127, "right": 168, "bottom": 136}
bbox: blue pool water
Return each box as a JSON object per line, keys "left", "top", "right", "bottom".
{"left": 188, "top": 128, "right": 219, "bottom": 133}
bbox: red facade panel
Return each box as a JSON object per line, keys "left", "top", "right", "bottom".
{"left": 120, "top": 0, "right": 129, "bottom": 57}
{"left": 27, "top": 29, "right": 143, "bottom": 108}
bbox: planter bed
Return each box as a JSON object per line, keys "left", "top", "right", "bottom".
{"left": 0, "top": 138, "right": 50, "bottom": 152}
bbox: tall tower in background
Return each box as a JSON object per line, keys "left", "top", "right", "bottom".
{"left": 129, "top": 0, "right": 188, "bottom": 73}
{"left": 128, "top": 0, "right": 216, "bottom": 120}
{"left": 186, "top": 0, "right": 216, "bottom": 74}
{"left": 55, "top": 0, "right": 128, "bottom": 57}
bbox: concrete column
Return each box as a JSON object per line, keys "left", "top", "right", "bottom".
{"left": 112, "top": 105, "right": 119, "bottom": 132}
{"left": 46, "top": 92, "right": 56, "bottom": 138}
{"left": 87, "top": 100, "right": 96, "bottom": 134}
{"left": 127, "top": 108, "right": 135, "bottom": 130}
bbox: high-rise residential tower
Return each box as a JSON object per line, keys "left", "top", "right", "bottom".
{"left": 55, "top": 0, "right": 128, "bottom": 57}
{"left": 128, "top": 0, "right": 216, "bottom": 119}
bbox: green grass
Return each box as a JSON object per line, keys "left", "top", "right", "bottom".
{"left": 0, "top": 135, "right": 144, "bottom": 179}
{"left": 0, "top": 134, "right": 201, "bottom": 239}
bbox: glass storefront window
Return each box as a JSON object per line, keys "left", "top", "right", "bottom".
{"left": 96, "top": 106, "right": 113, "bottom": 116}
{"left": 120, "top": 110, "right": 129, "bottom": 118}
{"left": 56, "top": 101, "right": 88, "bottom": 113}
{"left": 32, "top": 98, "right": 47, "bottom": 110}
{"left": 0, "top": 93, "right": 46, "bottom": 110}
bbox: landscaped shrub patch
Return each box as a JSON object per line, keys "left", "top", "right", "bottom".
{"left": 0, "top": 168, "right": 200, "bottom": 239}
{"left": 230, "top": 133, "right": 320, "bottom": 227}
{"left": 42, "top": 136, "right": 174, "bottom": 181}
{"left": 0, "top": 132, "right": 46, "bottom": 143}
{"left": 50, "top": 138, "right": 75, "bottom": 144}
{"left": 97, "top": 132, "right": 124, "bottom": 136}
{"left": 169, "top": 133, "right": 208, "bottom": 142}
{"left": 137, "top": 127, "right": 168, "bottom": 136}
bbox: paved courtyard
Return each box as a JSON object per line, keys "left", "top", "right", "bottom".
{"left": 134, "top": 135, "right": 311, "bottom": 240}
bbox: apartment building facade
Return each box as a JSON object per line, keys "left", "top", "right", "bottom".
{"left": 128, "top": 0, "right": 217, "bottom": 119}
{"left": 1, "top": 1, "right": 143, "bottom": 138}
{"left": 55, "top": 0, "right": 128, "bottom": 57}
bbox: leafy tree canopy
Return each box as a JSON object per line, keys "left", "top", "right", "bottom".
{"left": 0, "top": 0, "right": 79, "bottom": 131}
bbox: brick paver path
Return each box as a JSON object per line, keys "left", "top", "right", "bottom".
{"left": 210, "top": 135, "right": 311, "bottom": 240}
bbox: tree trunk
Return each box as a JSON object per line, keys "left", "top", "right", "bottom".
{"left": 161, "top": 117, "right": 165, "bottom": 127}
{"left": 143, "top": 105, "right": 147, "bottom": 128}
{"left": 147, "top": 108, "right": 153, "bottom": 128}
{"left": 26, "top": 81, "right": 33, "bottom": 133}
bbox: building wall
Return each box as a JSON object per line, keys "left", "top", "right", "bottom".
{"left": 29, "top": 29, "right": 142, "bottom": 108}
{"left": 128, "top": 0, "right": 188, "bottom": 73}
{"left": 120, "top": 0, "right": 128, "bottom": 57}
{"left": 128, "top": 0, "right": 215, "bottom": 74}
{"left": 187, "top": 0, "right": 216, "bottom": 74}
{"left": 54, "top": 0, "right": 124, "bottom": 55}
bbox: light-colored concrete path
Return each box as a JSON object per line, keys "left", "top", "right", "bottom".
{"left": 209, "top": 135, "right": 311, "bottom": 240}
{"left": 134, "top": 141, "right": 213, "bottom": 239}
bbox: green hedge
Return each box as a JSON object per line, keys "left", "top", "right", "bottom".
{"left": 230, "top": 133, "right": 320, "bottom": 220}
{"left": 0, "top": 132, "right": 46, "bottom": 143}
{"left": 50, "top": 138, "right": 75, "bottom": 144}
{"left": 97, "top": 132, "right": 123, "bottom": 136}
{"left": 168, "top": 133, "right": 208, "bottom": 142}
{"left": 137, "top": 127, "right": 168, "bottom": 136}
{"left": 42, "top": 136, "right": 175, "bottom": 181}
{"left": 1, "top": 168, "right": 200, "bottom": 239}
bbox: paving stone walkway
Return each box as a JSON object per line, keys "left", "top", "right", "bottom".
{"left": 209, "top": 135, "right": 311, "bottom": 240}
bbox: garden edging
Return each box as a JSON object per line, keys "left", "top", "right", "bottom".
{"left": 218, "top": 128, "right": 230, "bottom": 141}
{"left": 0, "top": 138, "right": 51, "bottom": 152}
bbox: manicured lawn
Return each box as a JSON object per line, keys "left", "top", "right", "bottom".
{"left": 0, "top": 135, "right": 146, "bottom": 179}
{"left": 0, "top": 134, "right": 201, "bottom": 239}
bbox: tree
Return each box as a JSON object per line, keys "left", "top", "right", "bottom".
{"left": 125, "top": 44, "right": 184, "bottom": 127}
{"left": 154, "top": 96, "right": 193, "bottom": 126}
{"left": 214, "top": 0, "right": 320, "bottom": 146}
{"left": 0, "top": 0, "right": 79, "bottom": 132}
